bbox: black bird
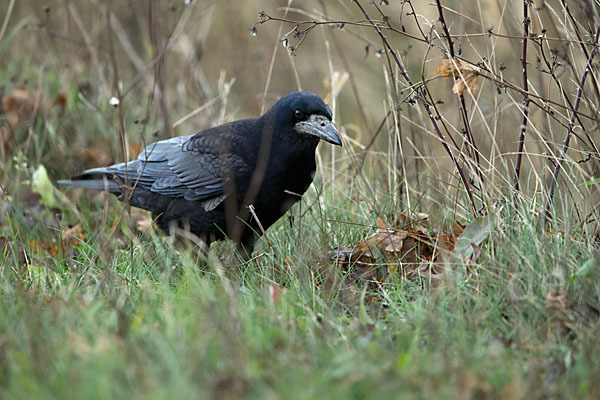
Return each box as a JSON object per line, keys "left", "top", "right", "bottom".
{"left": 59, "top": 91, "right": 341, "bottom": 257}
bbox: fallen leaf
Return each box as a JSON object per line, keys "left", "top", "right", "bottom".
{"left": 452, "top": 217, "right": 491, "bottom": 261}
{"left": 545, "top": 290, "right": 569, "bottom": 314}
{"left": 1, "top": 89, "right": 39, "bottom": 127}
{"left": 62, "top": 224, "right": 84, "bottom": 247}
{"left": 329, "top": 214, "right": 481, "bottom": 285}
{"left": 545, "top": 290, "right": 571, "bottom": 330}
{"left": 1, "top": 88, "right": 66, "bottom": 128}
{"left": 31, "top": 164, "right": 59, "bottom": 207}
{"left": 330, "top": 214, "right": 438, "bottom": 281}
{"left": 436, "top": 58, "right": 480, "bottom": 95}
{"left": 0, "top": 125, "right": 11, "bottom": 155}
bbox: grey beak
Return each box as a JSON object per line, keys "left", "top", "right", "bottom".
{"left": 294, "top": 114, "right": 342, "bottom": 146}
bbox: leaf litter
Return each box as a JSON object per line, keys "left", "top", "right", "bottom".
{"left": 328, "top": 214, "right": 491, "bottom": 287}
{"left": 0, "top": 87, "right": 66, "bottom": 155}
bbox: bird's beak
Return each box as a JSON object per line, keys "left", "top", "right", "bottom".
{"left": 295, "top": 114, "right": 342, "bottom": 146}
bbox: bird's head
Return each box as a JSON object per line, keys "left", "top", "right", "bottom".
{"left": 270, "top": 91, "right": 342, "bottom": 146}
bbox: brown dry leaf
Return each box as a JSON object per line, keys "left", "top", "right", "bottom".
{"left": 26, "top": 224, "right": 85, "bottom": 258}
{"left": 329, "top": 214, "right": 467, "bottom": 284}
{"left": 329, "top": 246, "right": 374, "bottom": 269}
{"left": 78, "top": 140, "right": 112, "bottom": 167}
{"left": 545, "top": 290, "right": 572, "bottom": 331}
{"left": 76, "top": 138, "right": 144, "bottom": 172}
{"left": 435, "top": 58, "right": 480, "bottom": 95}
{"left": 62, "top": 224, "right": 84, "bottom": 247}
{"left": 545, "top": 290, "right": 569, "bottom": 314}
{"left": 136, "top": 216, "right": 153, "bottom": 232}
{"left": 28, "top": 240, "right": 42, "bottom": 252}
{"left": 28, "top": 240, "right": 59, "bottom": 256}
{"left": 368, "top": 226, "right": 405, "bottom": 254}
{"left": 1, "top": 89, "right": 39, "bottom": 127}
{"left": 375, "top": 217, "right": 387, "bottom": 229}
{"left": 1, "top": 89, "right": 66, "bottom": 128}
{"left": 0, "top": 125, "right": 11, "bottom": 155}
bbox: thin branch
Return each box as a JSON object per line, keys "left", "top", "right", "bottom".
{"left": 258, "top": 14, "right": 600, "bottom": 46}
{"left": 473, "top": 63, "right": 596, "bottom": 122}
{"left": 435, "top": 0, "right": 483, "bottom": 184}
{"left": 257, "top": 15, "right": 429, "bottom": 44}
{"left": 513, "top": 1, "right": 531, "bottom": 190}
{"left": 544, "top": 25, "right": 600, "bottom": 223}
{"left": 352, "top": 0, "right": 477, "bottom": 217}
{"left": 560, "top": 0, "right": 600, "bottom": 113}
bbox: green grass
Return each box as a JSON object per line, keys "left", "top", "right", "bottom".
{"left": 1, "top": 1, "right": 600, "bottom": 398}
{"left": 1, "top": 172, "right": 599, "bottom": 398}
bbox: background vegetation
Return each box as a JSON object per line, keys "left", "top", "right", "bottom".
{"left": 1, "top": 0, "right": 599, "bottom": 398}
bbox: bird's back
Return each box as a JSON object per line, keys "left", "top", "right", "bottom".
{"left": 58, "top": 91, "right": 341, "bottom": 255}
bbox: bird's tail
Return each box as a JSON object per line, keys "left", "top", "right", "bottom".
{"left": 57, "top": 166, "right": 121, "bottom": 193}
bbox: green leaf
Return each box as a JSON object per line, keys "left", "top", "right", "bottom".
{"left": 31, "top": 164, "right": 59, "bottom": 207}
{"left": 570, "top": 258, "right": 599, "bottom": 281}
{"left": 452, "top": 216, "right": 491, "bottom": 260}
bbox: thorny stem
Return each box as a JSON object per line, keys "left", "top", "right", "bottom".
{"left": 560, "top": 0, "right": 600, "bottom": 118}
{"left": 257, "top": 15, "right": 429, "bottom": 44}
{"left": 477, "top": 66, "right": 596, "bottom": 121}
{"left": 558, "top": 0, "right": 600, "bottom": 159}
{"left": 257, "top": 15, "right": 596, "bottom": 46}
{"left": 544, "top": 25, "right": 600, "bottom": 224}
{"left": 513, "top": 0, "right": 530, "bottom": 190}
{"left": 434, "top": 0, "right": 483, "bottom": 185}
{"left": 352, "top": 0, "right": 478, "bottom": 217}
{"left": 532, "top": 28, "right": 599, "bottom": 165}
{"left": 402, "top": 0, "right": 428, "bottom": 42}
{"left": 262, "top": 13, "right": 596, "bottom": 123}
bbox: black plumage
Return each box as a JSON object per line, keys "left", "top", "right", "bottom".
{"left": 59, "top": 91, "right": 342, "bottom": 257}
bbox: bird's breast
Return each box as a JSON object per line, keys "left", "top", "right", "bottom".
{"left": 251, "top": 151, "right": 315, "bottom": 207}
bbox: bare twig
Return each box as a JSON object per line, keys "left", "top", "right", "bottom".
{"left": 256, "top": 15, "right": 429, "bottom": 44}
{"left": 352, "top": 0, "right": 477, "bottom": 217}
{"left": 473, "top": 63, "right": 596, "bottom": 122}
{"left": 544, "top": 25, "right": 600, "bottom": 223}
{"left": 435, "top": 0, "right": 483, "bottom": 184}
{"left": 513, "top": 1, "right": 531, "bottom": 190}
{"left": 560, "top": 0, "right": 600, "bottom": 114}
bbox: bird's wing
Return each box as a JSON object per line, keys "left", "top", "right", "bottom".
{"left": 78, "top": 121, "right": 255, "bottom": 210}
{"left": 139, "top": 123, "right": 253, "bottom": 204}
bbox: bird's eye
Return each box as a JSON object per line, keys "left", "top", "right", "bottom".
{"left": 294, "top": 109, "right": 304, "bottom": 119}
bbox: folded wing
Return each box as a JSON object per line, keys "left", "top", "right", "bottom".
{"left": 58, "top": 120, "right": 255, "bottom": 212}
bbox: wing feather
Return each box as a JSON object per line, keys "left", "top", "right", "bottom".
{"left": 126, "top": 121, "right": 254, "bottom": 206}
{"left": 68, "top": 119, "right": 256, "bottom": 211}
